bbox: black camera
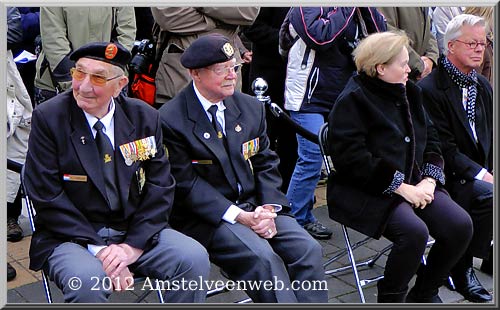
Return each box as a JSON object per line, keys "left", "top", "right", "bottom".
{"left": 129, "top": 39, "right": 156, "bottom": 74}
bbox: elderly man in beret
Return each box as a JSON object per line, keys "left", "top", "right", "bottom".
{"left": 159, "top": 34, "right": 327, "bottom": 303}
{"left": 24, "top": 41, "right": 210, "bottom": 303}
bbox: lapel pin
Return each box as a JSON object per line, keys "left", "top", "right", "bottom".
{"left": 204, "top": 132, "right": 210, "bottom": 139}
{"left": 235, "top": 124, "right": 242, "bottom": 132}
{"left": 80, "top": 136, "right": 86, "bottom": 144}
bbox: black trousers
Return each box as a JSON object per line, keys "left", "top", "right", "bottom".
{"left": 380, "top": 190, "right": 473, "bottom": 293}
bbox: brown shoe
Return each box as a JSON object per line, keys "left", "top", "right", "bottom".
{"left": 7, "top": 217, "right": 23, "bottom": 242}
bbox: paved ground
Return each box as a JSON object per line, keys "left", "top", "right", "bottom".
{"left": 6, "top": 184, "right": 495, "bottom": 304}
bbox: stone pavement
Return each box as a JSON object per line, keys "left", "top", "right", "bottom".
{"left": 6, "top": 184, "right": 495, "bottom": 304}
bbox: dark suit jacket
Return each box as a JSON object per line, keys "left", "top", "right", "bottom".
{"left": 25, "top": 91, "right": 175, "bottom": 271}
{"left": 327, "top": 74, "right": 445, "bottom": 238}
{"left": 159, "top": 83, "right": 290, "bottom": 246}
{"left": 418, "top": 58, "right": 493, "bottom": 184}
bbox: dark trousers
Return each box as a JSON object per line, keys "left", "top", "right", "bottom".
{"left": 380, "top": 190, "right": 473, "bottom": 294}
{"left": 447, "top": 179, "right": 493, "bottom": 273}
{"left": 7, "top": 187, "right": 22, "bottom": 220}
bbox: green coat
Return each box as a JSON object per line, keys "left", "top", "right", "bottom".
{"left": 34, "top": 7, "right": 136, "bottom": 92}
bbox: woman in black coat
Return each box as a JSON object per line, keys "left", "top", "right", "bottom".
{"left": 327, "top": 32, "right": 473, "bottom": 303}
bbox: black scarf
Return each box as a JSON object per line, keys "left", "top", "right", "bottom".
{"left": 441, "top": 56, "right": 478, "bottom": 124}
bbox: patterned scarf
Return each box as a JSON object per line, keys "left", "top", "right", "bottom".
{"left": 441, "top": 56, "right": 478, "bottom": 124}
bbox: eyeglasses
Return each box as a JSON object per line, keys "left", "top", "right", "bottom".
{"left": 204, "top": 64, "right": 242, "bottom": 76}
{"left": 70, "top": 67, "right": 122, "bottom": 86}
{"left": 453, "top": 40, "right": 487, "bottom": 50}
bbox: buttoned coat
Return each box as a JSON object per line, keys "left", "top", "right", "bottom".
{"left": 25, "top": 91, "right": 175, "bottom": 271}
{"left": 159, "top": 83, "right": 290, "bottom": 246}
{"left": 327, "top": 74, "right": 446, "bottom": 238}
{"left": 417, "top": 58, "right": 493, "bottom": 191}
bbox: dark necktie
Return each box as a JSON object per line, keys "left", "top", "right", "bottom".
{"left": 94, "top": 120, "right": 120, "bottom": 211}
{"left": 208, "top": 105, "right": 225, "bottom": 141}
{"left": 207, "top": 105, "right": 239, "bottom": 191}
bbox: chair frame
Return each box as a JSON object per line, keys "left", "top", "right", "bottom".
{"left": 20, "top": 165, "right": 165, "bottom": 303}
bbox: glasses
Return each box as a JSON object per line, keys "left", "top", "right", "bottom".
{"left": 454, "top": 40, "right": 487, "bottom": 50}
{"left": 70, "top": 68, "right": 122, "bottom": 86}
{"left": 204, "top": 64, "right": 242, "bottom": 76}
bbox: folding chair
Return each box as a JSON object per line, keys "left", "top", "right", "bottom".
{"left": 19, "top": 164, "right": 165, "bottom": 303}
{"left": 317, "top": 123, "right": 451, "bottom": 303}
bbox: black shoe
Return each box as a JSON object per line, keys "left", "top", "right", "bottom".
{"left": 453, "top": 267, "right": 492, "bottom": 303}
{"left": 303, "top": 221, "right": 332, "bottom": 240}
{"left": 405, "top": 289, "right": 443, "bottom": 303}
{"left": 7, "top": 217, "right": 23, "bottom": 242}
{"left": 7, "top": 263, "right": 17, "bottom": 281}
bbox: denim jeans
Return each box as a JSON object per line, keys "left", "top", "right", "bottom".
{"left": 286, "top": 111, "right": 324, "bottom": 226}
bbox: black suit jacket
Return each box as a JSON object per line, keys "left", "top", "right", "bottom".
{"left": 418, "top": 58, "right": 493, "bottom": 183}
{"left": 160, "top": 83, "right": 289, "bottom": 246}
{"left": 25, "top": 91, "right": 175, "bottom": 270}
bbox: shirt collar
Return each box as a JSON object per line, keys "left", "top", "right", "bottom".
{"left": 84, "top": 97, "right": 116, "bottom": 134}
{"left": 192, "top": 83, "right": 226, "bottom": 112}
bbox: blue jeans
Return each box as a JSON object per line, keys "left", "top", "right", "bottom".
{"left": 286, "top": 112, "right": 324, "bottom": 226}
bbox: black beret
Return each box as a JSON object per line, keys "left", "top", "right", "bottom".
{"left": 70, "top": 41, "right": 131, "bottom": 70}
{"left": 181, "top": 34, "right": 235, "bottom": 69}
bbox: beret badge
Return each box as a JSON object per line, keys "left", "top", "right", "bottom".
{"left": 105, "top": 43, "right": 118, "bottom": 60}
{"left": 222, "top": 43, "right": 234, "bottom": 58}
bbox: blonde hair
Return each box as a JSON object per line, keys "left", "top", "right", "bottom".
{"left": 352, "top": 31, "right": 410, "bottom": 77}
{"left": 464, "top": 7, "right": 494, "bottom": 40}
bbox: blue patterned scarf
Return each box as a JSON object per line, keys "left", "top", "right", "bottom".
{"left": 441, "top": 56, "right": 478, "bottom": 124}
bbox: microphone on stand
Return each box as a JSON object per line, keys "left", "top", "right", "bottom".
{"left": 250, "top": 77, "right": 318, "bottom": 144}
{"left": 251, "top": 77, "right": 284, "bottom": 118}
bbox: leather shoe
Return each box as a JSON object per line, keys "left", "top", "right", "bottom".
{"left": 7, "top": 217, "right": 23, "bottom": 242}
{"left": 453, "top": 267, "right": 492, "bottom": 303}
{"left": 7, "top": 263, "right": 17, "bottom": 281}
{"left": 303, "top": 221, "right": 332, "bottom": 240}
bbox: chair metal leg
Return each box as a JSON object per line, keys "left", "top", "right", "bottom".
{"left": 41, "top": 271, "right": 53, "bottom": 303}
{"left": 342, "top": 226, "right": 366, "bottom": 303}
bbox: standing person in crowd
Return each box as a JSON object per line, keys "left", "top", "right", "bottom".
{"left": 431, "top": 7, "right": 465, "bottom": 55}
{"left": 34, "top": 7, "right": 136, "bottom": 105}
{"left": 418, "top": 14, "right": 493, "bottom": 303}
{"left": 160, "top": 34, "right": 327, "bottom": 303}
{"left": 7, "top": 6, "right": 33, "bottom": 281}
{"left": 12, "top": 7, "right": 40, "bottom": 106}
{"left": 242, "top": 7, "right": 297, "bottom": 193}
{"left": 284, "top": 7, "right": 386, "bottom": 239}
{"left": 328, "top": 31, "right": 473, "bottom": 303}
{"left": 377, "top": 7, "right": 438, "bottom": 81}
{"left": 24, "top": 41, "right": 210, "bottom": 303}
{"left": 150, "top": 7, "right": 258, "bottom": 108}
{"left": 464, "top": 7, "right": 494, "bottom": 85}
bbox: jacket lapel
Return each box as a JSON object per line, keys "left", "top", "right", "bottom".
{"left": 113, "top": 97, "right": 139, "bottom": 204}
{"left": 438, "top": 69, "right": 478, "bottom": 146}
{"left": 69, "top": 98, "right": 108, "bottom": 200}
{"left": 185, "top": 86, "right": 239, "bottom": 192}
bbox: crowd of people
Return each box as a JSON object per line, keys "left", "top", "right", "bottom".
{"left": 6, "top": 6, "right": 494, "bottom": 304}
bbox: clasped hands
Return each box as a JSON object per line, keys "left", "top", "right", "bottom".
{"left": 236, "top": 205, "right": 277, "bottom": 239}
{"left": 96, "top": 243, "right": 143, "bottom": 292}
{"left": 394, "top": 178, "right": 436, "bottom": 209}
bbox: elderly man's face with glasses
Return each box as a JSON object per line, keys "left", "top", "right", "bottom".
{"left": 449, "top": 24, "right": 487, "bottom": 73}
{"left": 193, "top": 59, "right": 240, "bottom": 102}
{"left": 72, "top": 58, "right": 127, "bottom": 119}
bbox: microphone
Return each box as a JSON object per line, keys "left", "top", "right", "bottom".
{"left": 251, "top": 77, "right": 283, "bottom": 118}
{"left": 250, "top": 77, "right": 318, "bottom": 144}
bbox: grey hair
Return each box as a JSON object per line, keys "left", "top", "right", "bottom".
{"left": 443, "top": 14, "right": 485, "bottom": 55}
